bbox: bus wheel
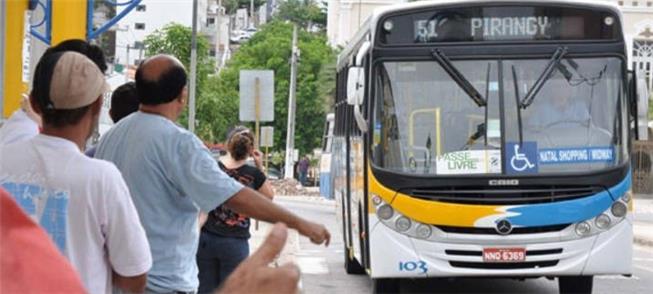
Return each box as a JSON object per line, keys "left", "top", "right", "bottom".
{"left": 344, "top": 246, "right": 365, "bottom": 274}
{"left": 558, "top": 276, "right": 593, "bottom": 294}
{"left": 372, "top": 278, "right": 400, "bottom": 294}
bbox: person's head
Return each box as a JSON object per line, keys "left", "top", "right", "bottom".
{"left": 135, "top": 54, "right": 188, "bottom": 119}
{"left": 109, "top": 82, "right": 139, "bottom": 123}
{"left": 226, "top": 126, "right": 255, "bottom": 161}
{"left": 43, "top": 39, "right": 107, "bottom": 74}
{"left": 548, "top": 73, "right": 573, "bottom": 108}
{"left": 29, "top": 52, "right": 109, "bottom": 140}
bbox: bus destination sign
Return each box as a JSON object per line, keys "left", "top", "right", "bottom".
{"left": 416, "top": 16, "right": 551, "bottom": 42}
{"left": 380, "top": 6, "right": 619, "bottom": 44}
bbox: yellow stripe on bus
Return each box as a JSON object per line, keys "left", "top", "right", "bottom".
{"left": 368, "top": 167, "right": 499, "bottom": 227}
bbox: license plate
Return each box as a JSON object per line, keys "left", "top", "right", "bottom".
{"left": 482, "top": 248, "right": 526, "bottom": 263}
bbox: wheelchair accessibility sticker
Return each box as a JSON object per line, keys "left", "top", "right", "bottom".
{"left": 506, "top": 142, "right": 538, "bottom": 174}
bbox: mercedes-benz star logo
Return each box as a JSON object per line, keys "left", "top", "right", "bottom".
{"left": 495, "top": 219, "right": 513, "bottom": 235}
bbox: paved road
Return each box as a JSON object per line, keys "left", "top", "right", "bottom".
{"left": 272, "top": 197, "right": 653, "bottom": 294}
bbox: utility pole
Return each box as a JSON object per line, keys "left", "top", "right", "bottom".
{"left": 284, "top": 25, "right": 298, "bottom": 179}
{"left": 189, "top": 0, "right": 199, "bottom": 133}
{"left": 125, "top": 44, "right": 130, "bottom": 83}
{"left": 250, "top": 0, "right": 254, "bottom": 28}
{"left": 0, "top": 0, "right": 6, "bottom": 117}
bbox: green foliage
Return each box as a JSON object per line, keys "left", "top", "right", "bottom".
{"left": 214, "top": 21, "right": 336, "bottom": 155}
{"left": 143, "top": 23, "right": 220, "bottom": 141}
{"left": 276, "top": 0, "right": 326, "bottom": 29}
{"left": 316, "top": 61, "right": 336, "bottom": 112}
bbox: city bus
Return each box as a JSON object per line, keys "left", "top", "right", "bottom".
{"left": 331, "top": 1, "right": 649, "bottom": 293}
{"left": 320, "top": 113, "right": 335, "bottom": 198}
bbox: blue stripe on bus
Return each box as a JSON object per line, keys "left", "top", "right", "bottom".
{"left": 505, "top": 172, "right": 631, "bottom": 227}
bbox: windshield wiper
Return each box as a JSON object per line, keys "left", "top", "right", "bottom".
{"left": 512, "top": 65, "right": 524, "bottom": 144}
{"left": 520, "top": 46, "right": 568, "bottom": 108}
{"left": 431, "top": 48, "right": 487, "bottom": 107}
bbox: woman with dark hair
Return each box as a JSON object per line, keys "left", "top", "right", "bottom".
{"left": 196, "top": 126, "right": 275, "bottom": 293}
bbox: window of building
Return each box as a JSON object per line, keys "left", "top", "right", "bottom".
{"left": 618, "top": 1, "right": 624, "bottom": 5}
{"left": 647, "top": 1, "right": 652, "bottom": 7}
{"left": 208, "top": 17, "right": 216, "bottom": 25}
{"left": 633, "top": 1, "right": 639, "bottom": 6}
{"left": 133, "top": 41, "right": 144, "bottom": 49}
{"left": 136, "top": 5, "right": 146, "bottom": 12}
{"left": 632, "top": 39, "right": 653, "bottom": 90}
{"left": 135, "top": 23, "right": 145, "bottom": 30}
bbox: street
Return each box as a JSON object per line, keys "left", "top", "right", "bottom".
{"left": 260, "top": 197, "right": 653, "bottom": 294}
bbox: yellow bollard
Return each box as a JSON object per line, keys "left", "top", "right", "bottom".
{"left": 2, "top": 0, "right": 28, "bottom": 118}
{"left": 51, "top": 0, "right": 87, "bottom": 44}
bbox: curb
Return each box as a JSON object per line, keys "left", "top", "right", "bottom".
{"left": 275, "top": 195, "right": 336, "bottom": 207}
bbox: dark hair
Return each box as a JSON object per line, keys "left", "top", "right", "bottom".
{"left": 226, "top": 126, "right": 254, "bottom": 161}
{"left": 31, "top": 52, "right": 92, "bottom": 127}
{"left": 110, "top": 82, "right": 139, "bottom": 123}
{"left": 44, "top": 39, "right": 108, "bottom": 73}
{"left": 135, "top": 62, "right": 187, "bottom": 105}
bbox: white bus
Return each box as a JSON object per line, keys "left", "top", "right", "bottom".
{"left": 331, "top": 1, "right": 648, "bottom": 293}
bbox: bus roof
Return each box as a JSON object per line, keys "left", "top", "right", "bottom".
{"left": 337, "top": 0, "right": 622, "bottom": 70}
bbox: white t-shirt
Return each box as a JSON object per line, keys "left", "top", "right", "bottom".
{"left": 0, "top": 134, "right": 152, "bottom": 294}
{"left": 0, "top": 109, "right": 39, "bottom": 145}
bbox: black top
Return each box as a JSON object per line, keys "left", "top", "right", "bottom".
{"left": 202, "top": 161, "right": 266, "bottom": 239}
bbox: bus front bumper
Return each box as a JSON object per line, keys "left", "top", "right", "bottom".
{"left": 368, "top": 216, "right": 633, "bottom": 278}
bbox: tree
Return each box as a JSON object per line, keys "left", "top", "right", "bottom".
{"left": 143, "top": 23, "right": 219, "bottom": 141}
{"left": 276, "top": 0, "right": 326, "bottom": 29}
{"left": 212, "top": 21, "right": 336, "bottom": 155}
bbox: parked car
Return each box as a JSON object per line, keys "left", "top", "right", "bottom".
{"left": 264, "top": 167, "right": 281, "bottom": 180}
{"left": 244, "top": 27, "right": 257, "bottom": 37}
{"left": 229, "top": 31, "right": 250, "bottom": 44}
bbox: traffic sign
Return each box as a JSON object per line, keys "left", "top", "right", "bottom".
{"left": 260, "top": 126, "right": 274, "bottom": 147}
{"left": 239, "top": 70, "right": 274, "bottom": 122}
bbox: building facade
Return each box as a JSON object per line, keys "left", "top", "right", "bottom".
{"left": 327, "top": 0, "right": 406, "bottom": 47}
{"left": 114, "top": 0, "right": 209, "bottom": 67}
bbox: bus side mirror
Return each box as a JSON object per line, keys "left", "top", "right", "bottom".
{"left": 347, "top": 67, "right": 365, "bottom": 106}
{"left": 636, "top": 75, "right": 649, "bottom": 141}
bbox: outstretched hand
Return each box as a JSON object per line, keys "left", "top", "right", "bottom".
{"left": 218, "top": 223, "right": 301, "bottom": 294}
{"left": 297, "top": 220, "right": 331, "bottom": 246}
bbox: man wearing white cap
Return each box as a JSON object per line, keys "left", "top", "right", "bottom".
{"left": 0, "top": 52, "right": 152, "bottom": 294}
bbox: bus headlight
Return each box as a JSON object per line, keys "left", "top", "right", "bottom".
{"left": 575, "top": 222, "right": 592, "bottom": 236}
{"left": 377, "top": 204, "right": 394, "bottom": 220}
{"left": 611, "top": 201, "right": 627, "bottom": 218}
{"left": 395, "top": 217, "right": 411, "bottom": 232}
{"left": 595, "top": 214, "right": 611, "bottom": 229}
{"left": 416, "top": 224, "right": 432, "bottom": 239}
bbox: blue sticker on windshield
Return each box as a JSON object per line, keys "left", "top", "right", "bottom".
{"left": 506, "top": 142, "right": 538, "bottom": 174}
{"left": 538, "top": 147, "right": 614, "bottom": 164}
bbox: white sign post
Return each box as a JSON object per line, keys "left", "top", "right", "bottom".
{"left": 260, "top": 126, "right": 273, "bottom": 171}
{"left": 240, "top": 70, "right": 274, "bottom": 149}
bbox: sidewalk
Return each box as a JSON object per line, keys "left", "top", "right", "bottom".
{"left": 634, "top": 197, "right": 653, "bottom": 247}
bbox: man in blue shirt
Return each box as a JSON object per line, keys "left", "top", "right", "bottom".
{"left": 527, "top": 77, "right": 591, "bottom": 130}
{"left": 95, "top": 54, "right": 330, "bottom": 293}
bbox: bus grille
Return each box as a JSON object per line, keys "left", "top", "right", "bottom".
{"left": 436, "top": 224, "right": 570, "bottom": 235}
{"left": 449, "top": 260, "right": 559, "bottom": 269}
{"left": 407, "top": 186, "right": 603, "bottom": 205}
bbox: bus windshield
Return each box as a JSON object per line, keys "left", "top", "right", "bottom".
{"left": 372, "top": 57, "right": 626, "bottom": 176}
